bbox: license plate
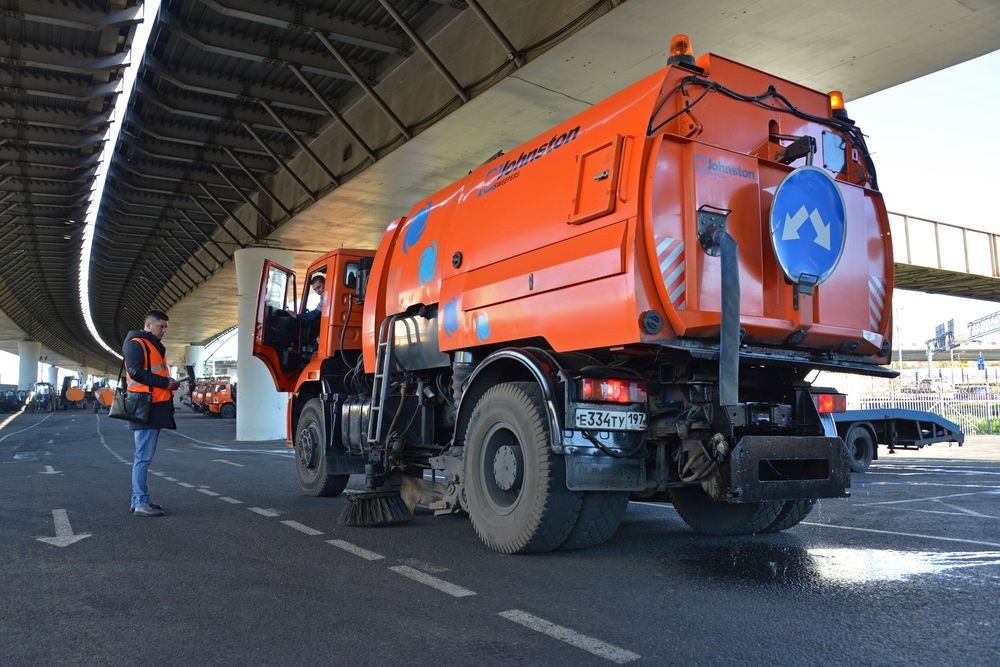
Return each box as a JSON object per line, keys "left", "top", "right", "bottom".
{"left": 574, "top": 408, "right": 647, "bottom": 431}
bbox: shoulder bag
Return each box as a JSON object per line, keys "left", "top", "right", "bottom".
{"left": 109, "top": 339, "right": 152, "bottom": 424}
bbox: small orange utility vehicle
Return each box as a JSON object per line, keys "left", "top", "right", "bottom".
{"left": 206, "top": 380, "right": 236, "bottom": 419}
{"left": 191, "top": 381, "right": 208, "bottom": 413}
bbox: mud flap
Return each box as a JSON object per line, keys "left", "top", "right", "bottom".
{"left": 565, "top": 454, "right": 646, "bottom": 492}
{"left": 724, "top": 435, "right": 850, "bottom": 502}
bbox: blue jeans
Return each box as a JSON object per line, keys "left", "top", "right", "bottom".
{"left": 131, "top": 428, "right": 160, "bottom": 508}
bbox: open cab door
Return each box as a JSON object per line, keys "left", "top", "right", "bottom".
{"left": 254, "top": 260, "right": 301, "bottom": 392}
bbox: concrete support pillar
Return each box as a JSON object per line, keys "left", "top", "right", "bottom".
{"left": 185, "top": 345, "right": 206, "bottom": 380}
{"left": 77, "top": 367, "right": 88, "bottom": 384}
{"left": 234, "top": 247, "right": 294, "bottom": 441}
{"left": 47, "top": 366, "right": 58, "bottom": 386}
{"left": 17, "top": 340, "right": 40, "bottom": 390}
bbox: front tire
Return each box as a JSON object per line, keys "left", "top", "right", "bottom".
{"left": 670, "top": 485, "right": 784, "bottom": 536}
{"left": 464, "top": 382, "right": 582, "bottom": 554}
{"left": 295, "top": 398, "right": 349, "bottom": 497}
{"left": 220, "top": 403, "right": 236, "bottom": 419}
{"left": 845, "top": 426, "right": 875, "bottom": 473}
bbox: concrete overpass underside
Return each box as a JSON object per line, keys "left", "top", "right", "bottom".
{"left": 2, "top": 0, "right": 1000, "bottom": 371}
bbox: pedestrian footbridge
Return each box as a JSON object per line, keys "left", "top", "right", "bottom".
{"left": 891, "top": 212, "right": 1000, "bottom": 303}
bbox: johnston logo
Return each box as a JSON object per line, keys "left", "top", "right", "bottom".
{"left": 477, "top": 125, "right": 581, "bottom": 198}
{"left": 694, "top": 155, "right": 755, "bottom": 180}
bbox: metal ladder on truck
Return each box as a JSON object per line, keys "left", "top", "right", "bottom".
{"left": 366, "top": 314, "right": 400, "bottom": 449}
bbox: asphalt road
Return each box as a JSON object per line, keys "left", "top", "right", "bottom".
{"left": 2, "top": 409, "right": 999, "bottom": 666}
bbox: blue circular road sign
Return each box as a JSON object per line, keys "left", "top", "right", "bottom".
{"left": 769, "top": 166, "right": 847, "bottom": 286}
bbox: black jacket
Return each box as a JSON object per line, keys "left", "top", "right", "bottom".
{"left": 122, "top": 329, "right": 176, "bottom": 431}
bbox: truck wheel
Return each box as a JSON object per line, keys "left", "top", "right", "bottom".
{"left": 464, "top": 382, "right": 582, "bottom": 554}
{"left": 295, "top": 399, "right": 349, "bottom": 497}
{"left": 220, "top": 403, "right": 236, "bottom": 419}
{"left": 761, "top": 499, "right": 816, "bottom": 533}
{"left": 670, "top": 485, "right": 784, "bottom": 536}
{"left": 559, "top": 492, "right": 629, "bottom": 550}
{"left": 845, "top": 426, "right": 875, "bottom": 473}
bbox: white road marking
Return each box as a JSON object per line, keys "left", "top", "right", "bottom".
{"left": 164, "top": 477, "right": 178, "bottom": 482}
{"left": 212, "top": 459, "right": 244, "bottom": 467}
{"left": 40, "top": 465, "right": 62, "bottom": 475}
{"left": 152, "top": 471, "right": 165, "bottom": 477}
{"left": 165, "top": 431, "right": 291, "bottom": 457}
{"left": 95, "top": 415, "right": 130, "bottom": 465}
{"left": 388, "top": 565, "right": 476, "bottom": 598}
{"left": 933, "top": 499, "right": 994, "bottom": 518}
{"left": 36, "top": 509, "right": 91, "bottom": 548}
{"left": 873, "top": 465, "right": 1000, "bottom": 477}
{"left": 177, "top": 482, "right": 194, "bottom": 488}
{"left": 197, "top": 489, "right": 220, "bottom": 497}
{"left": 327, "top": 539, "right": 384, "bottom": 561}
{"left": 281, "top": 520, "right": 323, "bottom": 536}
{"left": 249, "top": 507, "right": 280, "bottom": 517}
{"left": 801, "top": 522, "right": 1000, "bottom": 548}
{"left": 870, "top": 482, "right": 1000, "bottom": 490}
{"left": 854, "top": 490, "right": 1000, "bottom": 507}
{"left": 498, "top": 610, "right": 640, "bottom": 664}
{"left": 0, "top": 406, "right": 26, "bottom": 433}
{"left": 399, "top": 557, "right": 449, "bottom": 573}
{"left": 220, "top": 497, "right": 243, "bottom": 504}
{"left": 0, "top": 412, "right": 55, "bottom": 443}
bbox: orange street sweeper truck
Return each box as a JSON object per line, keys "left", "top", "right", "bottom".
{"left": 254, "top": 36, "right": 895, "bottom": 554}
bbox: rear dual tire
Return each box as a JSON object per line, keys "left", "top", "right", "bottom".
{"left": 464, "top": 382, "right": 584, "bottom": 554}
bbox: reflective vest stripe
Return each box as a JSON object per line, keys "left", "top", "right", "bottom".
{"left": 126, "top": 337, "right": 172, "bottom": 404}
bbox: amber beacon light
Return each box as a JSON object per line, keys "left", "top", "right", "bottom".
{"left": 828, "top": 90, "right": 850, "bottom": 121}
{"left": 667, "top": 34, "right": 695, "bottom": 66}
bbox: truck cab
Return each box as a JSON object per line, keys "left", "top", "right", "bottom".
{"left": 191, "top": 381, "right": 208, "bottom": 413}
{"left": 254, "top": 249, "right": 372, "bottom": 396}
{"left": 207, "top": 380, "right": 237, "bottom": 418}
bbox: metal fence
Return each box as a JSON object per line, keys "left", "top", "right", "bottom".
{"left": 857, "top": 388, "right": 999, "bottom": 435}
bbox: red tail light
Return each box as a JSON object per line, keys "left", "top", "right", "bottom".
{"left": 579, "top": 378, "right": 647, "bottom": 404}
{"left": 814, "top": 393, "right": 847, "bottom": 413}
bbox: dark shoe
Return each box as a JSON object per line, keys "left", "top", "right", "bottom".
{"left": 130, "top": 503, "right": 162, "bottom": 514}
{"left": 132, "top": 504, "right": 164, "bottom": 517}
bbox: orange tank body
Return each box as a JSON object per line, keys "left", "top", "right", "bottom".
{"left": 362, "top": 52, "right": 891, "bottom": 372}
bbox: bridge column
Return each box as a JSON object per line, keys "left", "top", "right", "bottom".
{"left": 17, "top": 340, "right": 40, "bottom": 390}
{"left": 234, "top": 247, "right": 294, "bottom": 441}
{"left": 184, "top": 345, "right": 206, "bottom": 380}
{"left": 47, "top": 366, "right": 58, "bottom": 387}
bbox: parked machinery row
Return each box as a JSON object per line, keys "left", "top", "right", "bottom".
{"left": 190, "top": 377, "right": 237, "bottom": 419}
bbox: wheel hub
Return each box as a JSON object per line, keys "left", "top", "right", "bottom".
{"left": 298, "top": 428, "right": 317, "bottom": 469}
{"left": 493, "top": 444, "right": 519, "bottom": 491}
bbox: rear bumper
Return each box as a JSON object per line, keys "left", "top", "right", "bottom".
{"left": 724, "top": 434, "right": 851, "bottom": 502}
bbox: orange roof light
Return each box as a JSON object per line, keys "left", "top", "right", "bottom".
{"left": 828, "top": 90, "right": 851, "bottom": 121}
{"left": 667, "top": 34, "right": 696, "bottom": 66}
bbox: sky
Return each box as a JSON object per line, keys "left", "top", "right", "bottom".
{"left": 2, "top": 47, "right": 999, "bottom": 386}
{"left": 849, "top": 49, "right": 1000, "bottom": 349}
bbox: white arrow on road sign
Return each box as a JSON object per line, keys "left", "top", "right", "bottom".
{"left": 36, "top": 509, "right": 90, "bottom": 547}
{"left": 40, "top": 465, "right": 62, "bottom": 475}
{"left": 782, "top": 205, "right": 832, "bottom": 250}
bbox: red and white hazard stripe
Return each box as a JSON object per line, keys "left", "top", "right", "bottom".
{"left": 656, "top": 236, "right": 686, "bottom": 311}
{"left": 868, "top": 276, "right": 886, "bottom": 331}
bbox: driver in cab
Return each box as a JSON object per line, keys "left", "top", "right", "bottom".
{"left": 287, "top": 275, "right": 324, "bottom": 322}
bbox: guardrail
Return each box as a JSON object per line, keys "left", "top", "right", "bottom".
{"left": 889, "top": 211, "right": 1000, "bottom": 278}
{"left": 858, "top": 390, "right": 998, "bottom": 435}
